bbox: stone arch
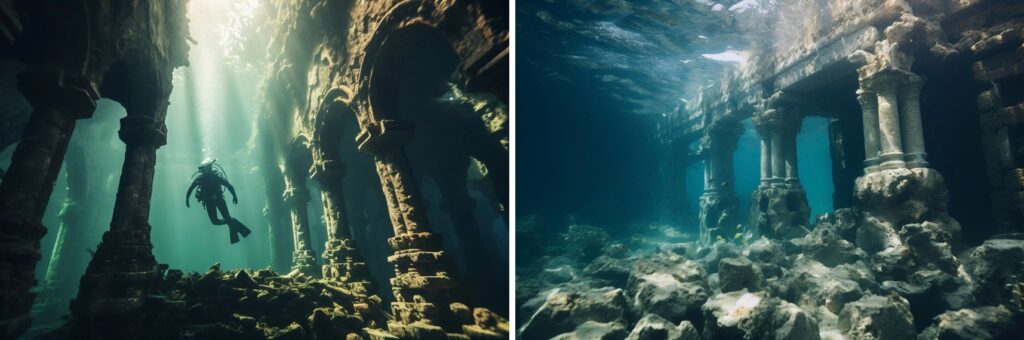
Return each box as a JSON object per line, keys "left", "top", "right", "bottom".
{"left": 359, "top": 0, "right": 507, "bottom": 121}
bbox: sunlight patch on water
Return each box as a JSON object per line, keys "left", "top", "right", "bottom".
{"left": 701, "top": 50, "right": 748, "bottom": 63}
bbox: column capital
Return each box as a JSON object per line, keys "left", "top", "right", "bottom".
{"left": 118, "top": 116, "right": 168, "bottom": 147}
{"left": 282, "top": 187, "right": 311, "bottom": 206}
{"left": 698, "top": 120, "right": 742, "bottom": 156}
{"left": 860, "top": 69, "right": 908, "bottom": 93}
{"left": 356, "top": 119, "right": 413, "bottom": 154}
{"left": 17, "top": 69, "right": 98, "bottom": 119}
{"left": 856, "top": 89, "right": 877, "bottom": 108}
{"left": 310, "top": 159, "right": 346, "bottom": 184}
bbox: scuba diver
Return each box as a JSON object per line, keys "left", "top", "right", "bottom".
{"left": 186, "top": 159, "right": 252, "bottom": 244}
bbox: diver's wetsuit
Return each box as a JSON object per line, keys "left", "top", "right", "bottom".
{"left": 186, "top": 169, "right": 252, "bottom": 244}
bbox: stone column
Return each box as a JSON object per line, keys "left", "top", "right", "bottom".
{"left": 0, "top": 69, "right": 96, "bottom": 337}
{"left": 759, "top": 134, "right": 772, "bottom": 188}
{"left": 783, "top": 122, "right": 802, "bottom": 188}
{"left": 356, "top": 119, "right": 461, "bottom": 337}
{"left": 872, "top": 74, "right": 906, "bottom": 169}
{"left": 311, "top": 151, "right": 373, "bottom": 292}
{"left": 32, "top": 138, "right": 89, "bottom": 327}
{"left": 770, "top": 126, "right": 786, "bottom": 187}
{"left": 900, "top": 74, "right": 928, "bottom": 168}
{"left": 72, "top": 113, "right": 167, "bottom": 339}
{"left": 697, "top": 121, "right": 741, "bottom": 244}
{"left": 857, "top": 89, "right": 882, "bottom": 173}
{"left": 282, "top": 170, "right": 318, "bottom": 276}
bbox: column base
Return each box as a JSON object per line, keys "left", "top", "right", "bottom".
{"left": 769, "top": 177, "right": 785, "bottom": 188}
{"left": 70, "top": 229, "right": 162, "bottom": 339}
{"left": 863, "top": 157, "right": 881, "bottom": 174}
{"left": 905, "top": 152, "right": 928, "bottom": 168}
{"left": 878, "top": 152, "right": 907, "bottom": 170}
{"left": 0, "top": 216, "right": 45, "bottom": 339}
{"left": 784, "top": 177, "right": 802, "bottom": 189}
{"left": 749, "top": 187, "right": 811, "bottom": 239}
{"left": 322, "top": 239, "right": 374, "bottom": 293}
{"left": 290, "top": 249, "right": 319, "bottom": 277}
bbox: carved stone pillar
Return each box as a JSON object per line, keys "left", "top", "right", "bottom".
{"left": 311, "top": 152, "right": 373, "bottom": 292}
{"left": 0, "top": 69, "right": 96, "bottom": 337}
{"left": 857, "top": 89, "right": 882, "bottom": 173}
{"left": 770, "top": 124, "right": 786, "bottom": 187}
{"left": 282, "top": 171, "right": 318, "bottom": 276}
{"left": 759, "top": 134, "right": 772, "bottom": 189}
{"left": 750, "top": 96, "right": 810, "bottom": 239}
{"left": 356, "top": 119, "right": 461, "bottom": 337}
{"left": 72, "top": 113, "right": 167, "bottom": 339}
{"left": 900, "top": 74, "right": 927, "bottom": 168}
{"left": 872, "top": 73, "right": 907, "bottom": 169}
{"left": 783, "top": 123, "right": 801, "bottom": 188}
{"left": 697, "top": 121, "right": 742, "bottom": 244}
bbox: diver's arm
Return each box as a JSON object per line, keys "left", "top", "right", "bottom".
{"left": 222, "top": 178, "right": 238, "bottom": 204}
{"left": 185, "top": 180, "right": 199, "bottom": 208}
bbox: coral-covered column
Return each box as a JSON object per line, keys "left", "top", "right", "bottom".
{"left": 0, "top": 69, "right": 96, "bottom": 337}
{"left": 900, "top": 74, "right": 928, "bottom": 168}
{"left": 857, "top": 89, "right": 882, "bottom": 173}
{"left": 282, "top": 168, "right": 318, "bottom": 276}
{"left": 72, "top": 112, "right": 167, "bottom": 339}
{"left": 311, "top": 148, "right": 373, "bottom": 291}
{"left": 697, "top": 120, "right": 742, "bottom": 244}
{"left": 357, "top": 119, "right": 461, "bottom": 337}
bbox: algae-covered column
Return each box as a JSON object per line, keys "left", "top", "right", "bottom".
{"left": 73, "top": 94, "right": 169, "bottom": 338}
{"left": 0, "top": 69, "right": 97, "bottom": 336}
{"left": 33, "top": 135, "right": 90, "bottom": 325}
{"left": 356, "top": 119, "right": 462, "bottom": 338}
{"left": 311, "top": 146, "right": 373, "bottom": 292}
{"left": 697, "top": 120, "right": 742, "bottom": 244}
{"left": 749, "top": 95, "right": 810, "bottom": 239}
{"left": 282, "top": 164, "right": 318, "bottom": 276}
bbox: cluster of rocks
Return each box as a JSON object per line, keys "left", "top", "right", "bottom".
{"left": 43, "top": 263, "right": 507, "bottom": 340}
{"left": 516, "top": 214, "right": 1024, "bottom": 339}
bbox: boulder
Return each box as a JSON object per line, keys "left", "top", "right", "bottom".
{"left": 960, "top": 238, "right": 1024, "bottom": 306}
{"left": 718, "top": 257, "right": 764, "bottom": 292}
{"left": 702, "top": 290, "right": 766, "bottom": 339}
{"left": 838, "top": 295, "right": 916, "bottom": 340}
{"left": 881, "top": 268, "right": 964, "bottom": 329}
{"left": 628, "top": 271, "right": 707, "bottom": 324}
{"left": 918, "top": 305, "right": 1024, "bottom": 340}
{"left": 584, "top": 255, "right": 631, "bottom": 286}
{"left": 699, "top": 240, "right": 741, "bottom": 273}
{"left": 784, "top": 258, "right": 876, "bottom": 314}
{"left": 702, "top": 291, "right": 820, "bottom": 340}
{"left": 552, "top": 321, "right": 628, "bottom": 340}
{"left": 899, "top": 222, "right": 958, "bottom": 274}
{"left": 797, "top": 222, "right": 866, "bottom": 267}
{"left": 626, "top": 314, "right": 699, "bottom": 340}
{"left": 518, "top": 287, "right": 628, "bottom": 339}
{"left": 745, "top": 298, "right": 821, "bottom": 340}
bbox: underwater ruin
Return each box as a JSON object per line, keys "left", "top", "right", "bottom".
{"left": 0, "top": 1, "right": 508, "bottom": 339}
{"left": 517, "top": 0, "right": 1024, "bottom": 339}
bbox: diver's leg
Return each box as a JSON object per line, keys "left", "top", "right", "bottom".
{"left": 206, "top": 203, "right": 227, "bottom": 225}
{"left": 213, "top": 200, "right": 240, "bottom": 243}
{"left": 216, "top": 200, "right": 253, "bottom": 243}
